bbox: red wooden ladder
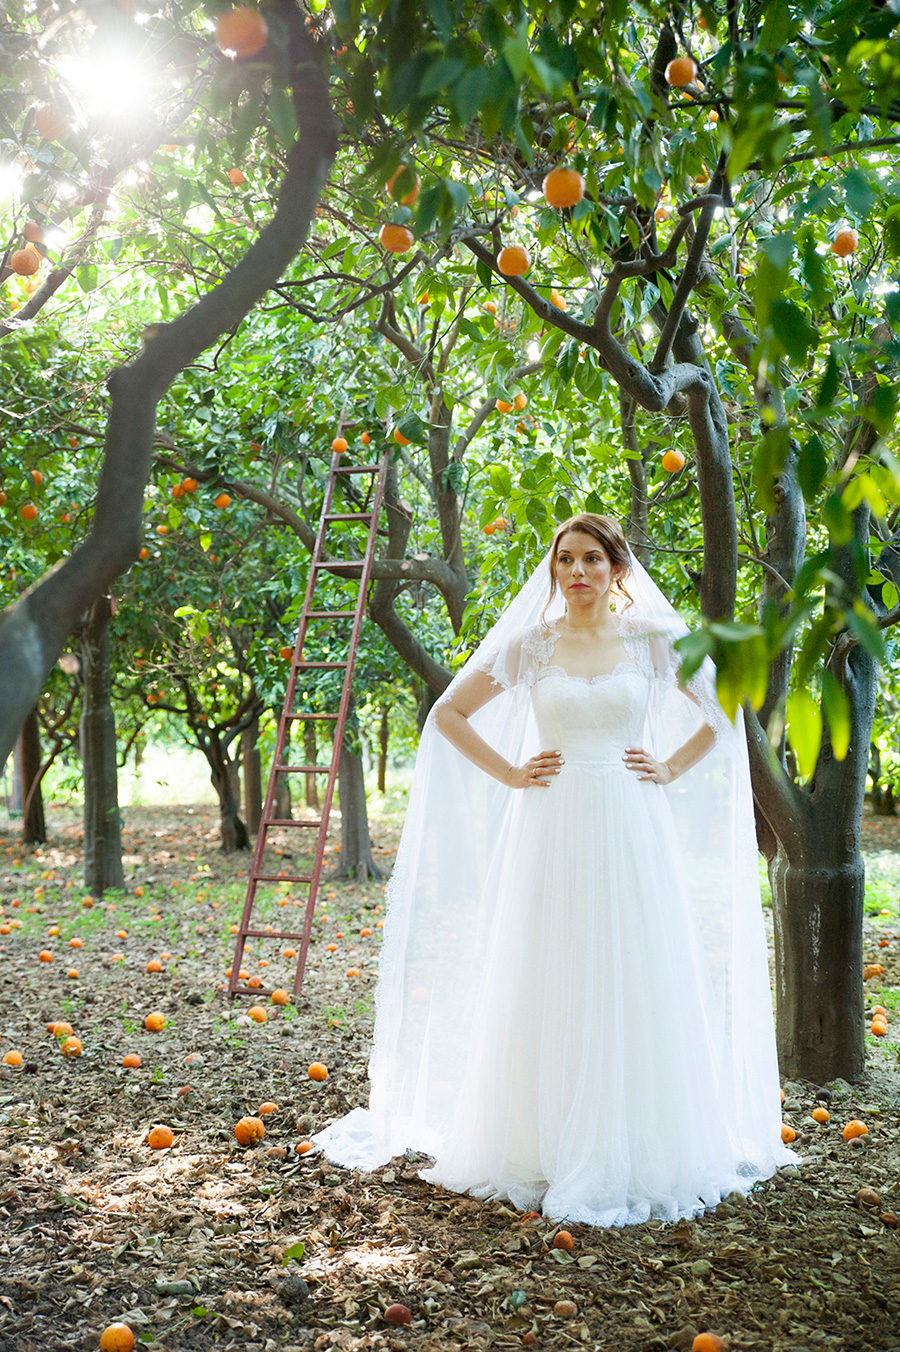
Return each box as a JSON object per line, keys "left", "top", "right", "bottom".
{"left": 228, "top": 446, "right": 390, "bottom": 1000}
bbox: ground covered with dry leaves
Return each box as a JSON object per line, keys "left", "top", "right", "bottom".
{"left": 0, "top": 800, "right": 898, "bottom": 1352}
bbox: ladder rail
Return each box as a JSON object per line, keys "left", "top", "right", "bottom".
{"left": 228, "top": 448, "right": 389, "bottom": 999}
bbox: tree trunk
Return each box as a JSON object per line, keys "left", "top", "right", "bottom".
{"left": 207, "top": 735, "right": 250, "bottom": 852}
{"left": 377, "top": 704, "right": 388, "bottom": 793}
{"left": 330, "top": 704, "right": 381, "bottom": 881}
{"left": 242, "top": 712, "right": 262, "bottom": 837}
{"left": 303, "top": 722, "right": 320, "bottom": 810}
{"left": 273, "top": 723, "right": 293, "bottom": 821}
{"left": 81, "top": 596, "right": 125, "bottom": 893}
{"left": 19, "top": 708, "right": 46, "bottom": 845}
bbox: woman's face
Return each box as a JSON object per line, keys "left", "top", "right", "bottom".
{"left": 554, "top": 530, "right": 618, "bottom": 604}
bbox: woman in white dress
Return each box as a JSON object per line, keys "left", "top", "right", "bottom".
{"left": 312, "top": 514, "right": 800, "bottom": 1227}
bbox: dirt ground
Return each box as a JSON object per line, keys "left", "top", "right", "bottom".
{"left": 0, "top": 800, "right": 898, "bottom": 1352}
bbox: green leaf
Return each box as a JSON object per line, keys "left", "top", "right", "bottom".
{"left": 842, "top": 169, "right": 874, "bottom": 218}
{"left": 797, "top": 434, "right": 828, "bottom": 502}
{"left": 451, "top": 66, "right": 490, "bottom": 124}
{"left": 821, "top": 670, "right": 850, "bottom": 760}
{"left": 786, "top": 688, "right": 822, "bottom": 779}
{"left": 510, "top": 1290, "right": 528, "bottom": 1311}
{"left": 752, "top": 426, "right": 790, "bottom": 513}
{"left": 269, "top": 87, "right": 297, "bottom": 146}
{"left": 76, "top": 264, "right": 98, "bottom": 293}
{"left": 282, "top": 1241, "right": 306, "bottom": 1265}
{"left": 490, "top": 464, "right": 512, "bottom": 496}
{"left": 769, "top": 300, "right": 818, "bottom": 363}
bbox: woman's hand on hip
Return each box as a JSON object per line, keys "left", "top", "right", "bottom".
{"left": 623, "top": 746, "right": 673, "bottom": 783}
{"left": 507, "top": 750, "right": 564, "bottom": 789}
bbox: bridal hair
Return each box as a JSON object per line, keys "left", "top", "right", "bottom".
{"left": 542, "top": 514, "right": 634, "bottom": 620}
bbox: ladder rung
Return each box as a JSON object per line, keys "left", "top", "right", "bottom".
{"left": 324, "top": 512, "right": 374, "bottom": 522}
{"left": 312, "top": 560, "right": 364, "bottom": 571}
{"left": 232, "top": 986, "right": 281, "bottom": 999}
{"left": 274, "top": 765, "right": 332, "bottom": 774}
{"left": 242, "top": 928, "right": 307, "bottom": 940}
{"left": 285, "top": 712, "right": 339, "bottom": 721}
{"left": 307, "top": 610, "right": 357, "bottom": 619}
{"left": 253, "top": 869, "right": 318, "bottom": 882}
{"left": 332, "top": 463, "right": 381, "bottom": 475}
{"left": 296, "top": 660, "right": 348, "bottom": 670}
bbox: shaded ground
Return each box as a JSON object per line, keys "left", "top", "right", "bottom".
{"left": 0, "top": 801, "right": 898, "bottom": 1352}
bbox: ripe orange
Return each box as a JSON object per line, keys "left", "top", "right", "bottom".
{"left": 182, "top": 477, "right": 198, "bottom": 493}
{"left": 11, "top": 249, "right": 40, "bottom": 277}
{"left": 692, "top": 1336, "right": 726, "bottom": 1352}
{"left": 387, "top": 166, "right": 421, "bottom": 205}
{"left": 99, "top": 1324, "right": 135, "bottom": 1352}
{"left": 270, "top": 988, "right": 290, "bottom": 1005}
{"left": 51, "top": 1022, "right": 74, "bottom": 1038}
{"left": 122, "top": 1053, "right": 141, "bottom": 1068}
{"left": 665, "top": 56, "right": 697, "bottom": 87}
{"left": 215, "top": 7, "right": 269, "bottom": 58}
{"left": 513, "top": 392, "right": 528, "bottom": 411}
{"left": 68, "top": 936, "right": 82, "bottom": 949}
{"left": 35, "top": 105, "right": 70, "bottom": 140}
{"left": 842, "top": 1119, "right": 868, "bottom": 1141}
{"left": 379, "top": 223, "right": 415, "bottom": 253}
{"left": 346, "top": 967, "right": 361, "bottom": 977}
{"left": 155, "top": 524, "right": 168, "bottom": 535}
{"left": 144, "top": 1012, "right": 165, "bottom": 1032}
{"left": 279, "top": 644, "right": 293, "bottom": 660}
{"left": 393, "top": 427, "right": 411, "bottom": 446}
{"left": 552, "top": 1230, "right": 575, "bottom": 1251}
{"left": 2, "top": 1050, "right": 22, "bottom": 1066}
{"left": 360, "top": 430, "right": 371, "bottom": 445}
{"left": 214, "top": 492, "right": 231, "bottom": 508}
{"left": 38, "top": 948, "right": 53, "bottom": 962}
{"left": 296, "top": 1139, "right": 314, "bottom": 1154}
{"left": 148, "top": 1124, "right": 174, "bottom": 1149}
{"left": 248, "top": 1005, "right": 268, "bottom": 1023}
{"left": 61, "top": 1036, "right": 82, "bottom": 1057}
{"left": 497, "top": 245, "right": 530, "bottom": 276}
{"left": 21, "top": 503, "right": 38, "bottom": 522}
{"left": 496, "top": 398, "right": 513, "bottom": 413}
{"left": 332, "top": 436, "right": 348, "bottom": 454}
{"left": 863, "top": 963, "right": 883, "bottom": 979}
{"left": 811, "top": 1106, "right": 830, "bottom": 1122}
{"left": 138, "top": 547, "right": 150, "bottom": 560}
{"left": 781, "top": 1123, "right": 797, "bottom": 1143}
{"left": 67, "top": 968, "right": 79, "bottom": 979}
{"left": 662, "top": 449, "right": 685, "bottom": 473}
{"left": 246, "top": 975, "right": 263, "bottom": 988}
{"left": 832, "top": 227, "right": 858, "bottom": 257}
{"left": 542, "top": 166, "right": 585, "bottom": 208}
{"left": 227, "top": 167, "right": 246, "bottom": 186}
{"left": 172, "top": 483, "right": 185, "bottom": 499}
{"left": 258, "top": 1101, "right": 278, "bottom": 1114}
{"left": 24, "top": 222, "right": 44, "bottom": 243}
{"left": 146, "top": 959, "right": 162, "bottom": 973}
{"left": 184, "top": 1052, "right": 204, "bottom": 1065}
{"left": 872, "top": 1005, "right": 887, "bottom": 1016}
{"left": 308, "top": 1062, "right": 328, "bottom": 1081}
{"left": 234, "top": 1115, "right": 266, "bottom": 1145}
{"left": 549, "top": 287, "right": 567, "bottom": 310}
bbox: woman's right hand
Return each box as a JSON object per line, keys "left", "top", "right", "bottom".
{"left": 506, "top": 750, "right": 564, "bottom": 788}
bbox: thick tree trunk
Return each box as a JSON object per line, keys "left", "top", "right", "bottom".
{"left": 81, "top": 596, "right": 125, "bottom": 893}
{"left": 207, "top": 736, "right": 250, "bottom": 853}
{"left": 273, "top": 723, "right": 293, "bottom": 821}
{"left": 242, "top": 713, "right": 262, "bottom": 837}
{"left": 330, "top": 704, "right": 381, "bottom": 881}
{"left": 377, "top": 705, "right": 388, "bottom": 793}
{"left": 19, "top": 709, "right": 46, "bottom": 845}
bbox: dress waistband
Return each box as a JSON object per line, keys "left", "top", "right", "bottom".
{"left": 562, "top": 754, "right": 629, "bottom": 772}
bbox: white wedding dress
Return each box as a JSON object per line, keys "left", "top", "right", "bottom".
{"left": 313, "top": 648, "right": 800, "bottom": 1227}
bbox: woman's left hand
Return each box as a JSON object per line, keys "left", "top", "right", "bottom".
{"left": 623, "top": 746, "right": 673, "bottom": 784}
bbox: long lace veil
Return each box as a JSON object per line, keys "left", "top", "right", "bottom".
{"left": 312, "top": 544, "right": 790, "bottom": 1184}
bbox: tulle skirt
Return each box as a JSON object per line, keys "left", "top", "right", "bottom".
{"left": 415, "top": 758, "right": 799, "bottom": 1227}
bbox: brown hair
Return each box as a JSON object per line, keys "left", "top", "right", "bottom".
{"left": 541, "top": 514, "right": 634, "bottom": 622}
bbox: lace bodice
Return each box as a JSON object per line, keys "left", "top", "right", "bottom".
{"left": 531, "top": 666, "right": 650, "bottom": 763}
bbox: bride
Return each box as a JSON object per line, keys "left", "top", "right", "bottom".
{"left": 312, "top": 513, "right": 801, "bottom": 1227}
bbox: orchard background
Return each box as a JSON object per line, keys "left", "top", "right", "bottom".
{"left": 1, "top": 1, "right": 900, "bottom": 1349}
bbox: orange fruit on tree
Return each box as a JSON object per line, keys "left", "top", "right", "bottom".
{"left": 172, "top": 483, "right": 185, "bottom": 499}
{"left": 387, "top": 166, "right": 421, "bottom": 206}
{"left": 214, "top": 491, "right": 231, "bottom": 508}
{"left": 496, "top": 398, "right": 513, "bottom": 413}
{"left": 61, "top": 1036, "right": 82, "bottom": 1056}
{"left": 842, "top": 1119, "right": 868, "bottom": 1140}
{"left": 665, "top": 56, "right": 697, "bottom": 87}
{"left": 308, "top": 1061, "right": 328, "bottom": 1081}
{"left": 148, "top": 1124, "right": 174, "bottom": 1149}
{"left": 155, "top": 524, "right": 168, "bottom": 535}
{"left": 542, "top": 166, "right": 585, "bottom": 208}
{"left": 215, "top": 7, "right": 269, "bottom": 58}
{"left": 270, "top": 988, "right": 290, "bottom": 1006}
{"left": 182, "top": 477, "right": 198, "bottom": 492}
{"left": 99, "top": 1324, "right": 135, "bottom": 1352}
{"left": 29, "top": 471, "right": 43, "bottom": 488}
{"left": 234, "top": 1115, "right": 266, "bottom": 1145}
{"left": 144, "top": 1011, "right": 165, "bottom": 1032}
{"left": 2, "top": 1050, "right": 22, "bottom": 1066}
{"left": 379, "top": 223, "right": 415, "bottom": 253}
{"left": 24, "top": 221, "right": 44, "bottom": 243}
{"left": 39, "top": 948, "right": 53, "bottom": 961}
{"left": 360, "top": 430, "right": 371, "bottom": 445}
{"left": 11, "top": 248, "right": 40, "bottom": 277}
{"left": 513, "top": 391, "right": 528, "bottom": 410}
{"left": 279, "top": 644, "right": 293, "bottom": 660}
{"left": 332, "top": 436, "right": 348, "bottom": 454}
{"left": 21, "top": 503, "right": 38, "bottom": 522}
{"left": 497, "top": 244, "right": 531, "bottom": 276}
{"left": 781, "top": 1123, "right": 796, "bottom": 1143}
{"left": 550, "top": 287, "right": 567, "bottom": 310}
{"left": 692, "top": 1336, "right": 726, "bottom": 1352}
{"left": 393, "top": 427, "right": 411, "bottom": 446}
{"left": 122, "top": 1053, "right": 141, "bottom": 1068}
{"left": 662, "top": 449, "right": 685, "bottom": 473}
{"left": 248, "top": 1005, "right": 268, "bottom": 1022}
{"left": 832, "top": 227, "right": 858, "bottom": 257}
{"left": 35, "top": 105, "right": 70, "bottom": 140}
{"left": 227, "top": 167, "right": 246, "bottom": 186}
{"left": 138, "top": 547, "right": 150, "bottom": 560}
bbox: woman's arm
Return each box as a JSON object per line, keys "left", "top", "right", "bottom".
{"left": 432, "top": 669, "right": 563, "bottom": 789}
